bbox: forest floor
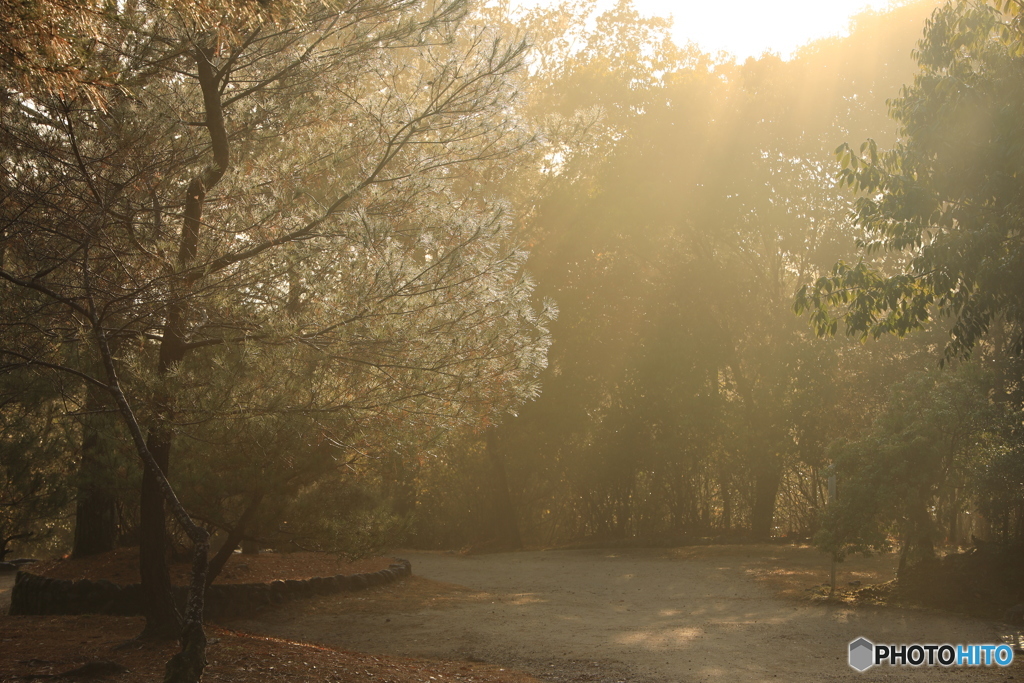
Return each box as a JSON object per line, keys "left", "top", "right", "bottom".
{"left": 0, "top": 552, "right": 540, "bottom": 683}
{"left": 1, "top": 544, "right": 1021, "bottom": 682}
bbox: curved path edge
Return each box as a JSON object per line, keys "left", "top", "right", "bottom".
{"left": 6, "top": 558, "right": 412, "bottom": 620}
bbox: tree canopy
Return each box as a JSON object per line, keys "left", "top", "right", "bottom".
{"left": 1, "top": 0, "right": 552, "bottom": 677}
{"left": 796, "top": 0, "right": 1024, "bottom": 360}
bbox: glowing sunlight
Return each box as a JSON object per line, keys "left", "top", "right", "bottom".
{"left": 516, "top": 0, "right": 899, "bottom": 59}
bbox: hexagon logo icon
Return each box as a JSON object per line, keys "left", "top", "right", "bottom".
{"left": 849, "top": 637, "right": 875, "bottom": 671}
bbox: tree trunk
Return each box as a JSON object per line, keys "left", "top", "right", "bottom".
{"left": 93, "top": 321, "right": 210, "bottom": 683}
{"left": 139, "top": 426, "right": 181, "bottom": 640}
{"left": 72, "top": 385, "right": 118, "bottom": 558}
{"left": 486, "top": 427, "right": 522, "bottom": 550}
{"left": 139, "top": 37, "right": 229, "bottom": 643}
{"left": 137, "top": 291, "right": 193, "bottom": 633}
{"left": 751, "top": 463, "right": 782, "bottom": 540}
{"left": 137, "top": 252, "right": 193, "bottom": 640}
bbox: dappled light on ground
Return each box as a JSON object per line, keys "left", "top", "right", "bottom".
{"left": 508, "top": 593, "right": 545, "bottom": 605}
{"left": 614, "top": 626, "right": 702, "bottom": 647}
{"left": 226, "top": 545, "right": 1011, "bottom": 682}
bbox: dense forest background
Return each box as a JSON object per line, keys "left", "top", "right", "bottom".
{"left": 3, "top": 0, "right": 1023, "bottom": 582}
{"left": 410, "top": 0, "right": 1024, "bottom": 560}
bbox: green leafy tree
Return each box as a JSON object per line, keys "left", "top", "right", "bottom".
{"left": 794, "top": 0, "right": 1024, "bottom": 568}
{"left": 971, "top": 436, "right": 1024, "bottom": 542}
{"left": 796, "top": 0, "right": 1024, "bottom": 361}
{"left": 816, "top": 366, "right": 1003, "bottom": 569}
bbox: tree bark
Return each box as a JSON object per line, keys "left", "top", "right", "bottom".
{"left": 92, "top": 316, "right": 210, "bottom": 683}
{"left": 139, "top": 301, "right": 190, "bottom": 639}
{"left": 139, "top": 37, "right": 229, "bottom": 641}
{"left": 139, "top": 425, "right": 181, "bottom": 639}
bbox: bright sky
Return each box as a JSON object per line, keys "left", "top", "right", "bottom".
{"left": 515, "top": 0, "right": 898, "bottom": 60}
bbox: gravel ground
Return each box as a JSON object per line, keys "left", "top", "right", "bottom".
{"left": 226, "top": 545, "right": 1021, "bottom": 683}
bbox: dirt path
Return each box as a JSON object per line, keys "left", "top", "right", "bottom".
{"left": 226, "top": 545, "right": 1020, "bottom": 682}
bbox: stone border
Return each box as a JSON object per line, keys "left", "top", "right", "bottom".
{"left": 0, "top": 559, "right": 38, "bottom": 574}
{"left": 8, "top": 558, "right": 412, "bottom": 620}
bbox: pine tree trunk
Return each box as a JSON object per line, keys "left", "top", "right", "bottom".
{"left": 137, "top": 36, "right": 228, "bottom": 642}
{"left": 139, "top": 426, "right": 182, "bottom": 640}
{"left": 138, "top": 292, "right": 191, "bottom": 638}
{"left": 139, "top": 205, "right": 196, "bottom": 639}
